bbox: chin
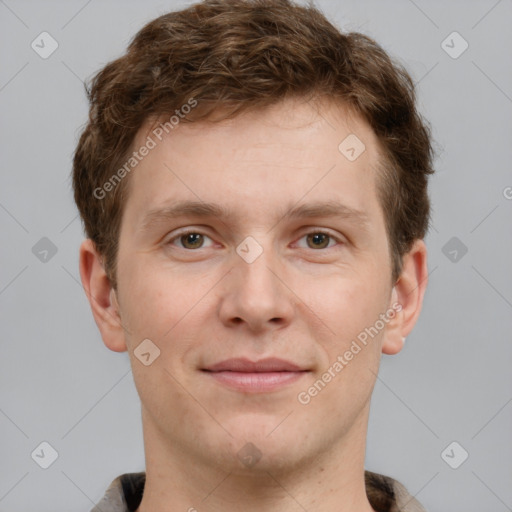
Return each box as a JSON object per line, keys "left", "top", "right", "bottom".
{"left": 214, "top": 414, "right": 309, "bottom": 471}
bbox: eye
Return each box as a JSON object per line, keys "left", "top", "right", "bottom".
{"left": 169, "top": 230, "right": 214, "bottom": 250}
{"left": 296, "top": 231, "right": 340, "bottom": 250}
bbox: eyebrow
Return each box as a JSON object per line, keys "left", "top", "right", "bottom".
{"left": 139, "top": 199, "right": 370, "bottom": 232}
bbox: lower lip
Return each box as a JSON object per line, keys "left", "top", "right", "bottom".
{"left": 204, "top": 371, "right": 307, "bottom": 392}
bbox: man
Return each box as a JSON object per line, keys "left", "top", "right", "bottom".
{"left": 73, "top": 0, "right": 434, "bottom": 510}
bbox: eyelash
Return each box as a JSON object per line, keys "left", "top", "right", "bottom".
{"left": 167, "top": 229, "right": 343, "bottom": 250}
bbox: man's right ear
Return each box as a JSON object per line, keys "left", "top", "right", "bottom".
{"left": 79, "top": 239, "right": 128, "bottom": 352}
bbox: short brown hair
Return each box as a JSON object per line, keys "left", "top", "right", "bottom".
{"left": 72, "top": 0, "right": 434, "bottom": 289}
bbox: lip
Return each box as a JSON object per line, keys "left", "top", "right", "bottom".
{"left": 202, "top": 358, "right": 309, "bottom": 393}
{"left": 205, "top": 357, "right": 303, "bottom": 372}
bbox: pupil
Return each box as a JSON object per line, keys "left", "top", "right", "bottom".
{"left": 309, "top": 233, "right": 328, "bottom": 249}
{"left": 183, "top": 233, "right": 202, "bottom": 248}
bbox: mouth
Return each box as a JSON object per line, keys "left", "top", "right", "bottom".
{"left": 201, "top": 358, "right": 309, "bottom": 393}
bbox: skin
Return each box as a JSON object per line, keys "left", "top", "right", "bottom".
{"left": 80, "top": 97, "right": 428, "bottom": 512}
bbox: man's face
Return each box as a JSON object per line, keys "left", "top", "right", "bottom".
{"left": 112, "top": 98, "right": 398, "bottom": 471}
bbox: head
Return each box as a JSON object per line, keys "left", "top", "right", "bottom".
{"left": 74, "top": 0, "right": 433, "bottom": 475}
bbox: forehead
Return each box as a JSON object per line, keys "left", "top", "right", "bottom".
{"left": 122, "top": 98, "right": 385, "bottom": 228}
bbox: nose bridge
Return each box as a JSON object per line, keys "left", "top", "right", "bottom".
{"left": 239, "top": 243, "right": 278, "bottom": 291}
{"left": 218, "top": 233, "right": 294, "bottom": 329}
{"left": 236, "top": 233, "right": 282, "bottom": 298}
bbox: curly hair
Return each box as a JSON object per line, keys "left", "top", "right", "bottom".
{"left": 72, "top": 0, "right": 434, "bottom": 289}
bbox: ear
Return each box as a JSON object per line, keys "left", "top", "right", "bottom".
{"left": 382, "top": 239, "right": 428, "bottom": 355}
{"left": 79, "top": 239, "right": 128, "bottom": 352}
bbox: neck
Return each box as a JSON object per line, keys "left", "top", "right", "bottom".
{"left": 136, "top": 408, "right": 376, "bottom": 512}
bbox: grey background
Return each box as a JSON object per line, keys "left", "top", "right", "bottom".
{"left": 1, "top": 0, "right": 511, "bottom": 510}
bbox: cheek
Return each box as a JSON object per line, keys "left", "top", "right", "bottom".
{"left": 296, "top": 278, "right": 386, "bottom": 418}
{"left": 304, "top": 270, "right": 388, "bottom": 346}
{"left": 121, "top": 269, "right": 206, "bottom": 405}
{"left": 119, "top": 257, "right": 201, "bottom": 334}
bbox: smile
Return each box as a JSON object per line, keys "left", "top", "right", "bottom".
{"left": 202, "top": 358, "right": 309, "bottom": 392}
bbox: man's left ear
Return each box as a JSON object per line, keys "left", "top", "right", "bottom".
{"left": 382, "top": 239, "right": 428, "bottom": 355}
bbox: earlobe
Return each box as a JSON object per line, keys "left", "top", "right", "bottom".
{"left": 382, "top": 239, "right": 428, "bottom": 355}
{"left": 79, "top": 239, "right": 128, "bottom": 353}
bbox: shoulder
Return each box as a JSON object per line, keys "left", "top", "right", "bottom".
{"left": 90, "top": 472, "right": 146, "bottom": 512}
{"left": 365, "top": 470, "right": 428, "bottom": 512}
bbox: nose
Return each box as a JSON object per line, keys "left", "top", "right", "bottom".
{"left": 218, "top": 241, "right": 295, "bottom": 333}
